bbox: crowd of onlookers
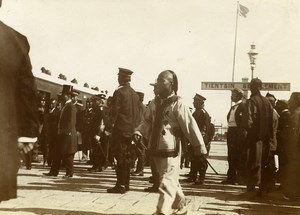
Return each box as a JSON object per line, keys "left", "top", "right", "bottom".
{"left": 21, "top": 78, "right": 300, "bottom": 202}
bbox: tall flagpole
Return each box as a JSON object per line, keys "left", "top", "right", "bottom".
{"left": 231, "top": 1, "right": 239, "bottom": 82}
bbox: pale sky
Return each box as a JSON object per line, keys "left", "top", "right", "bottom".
{"left": 1, "top": 0, "right": 300, "bottom": 125}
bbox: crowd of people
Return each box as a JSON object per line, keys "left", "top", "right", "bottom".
{"left": 1, "top": 10, "right": 300, "bottom": 215}
{"left": 221, "top": 78, "right": 300, "bottom": 202}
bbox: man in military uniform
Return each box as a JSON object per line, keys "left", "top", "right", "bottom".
{"left": 185, "top": 94, "right": 210, "bottom": 185}
{"left": 88, "top": 94, "right": 105, "bottom": 172}
{"left": 131, "top": 91, "right": 147, "bottom": 176}
{"left": 81, "top": 98, "right": 93, "bottom": 162}
{"left": 107, "top": 68, "right": 141, "bottom": 194}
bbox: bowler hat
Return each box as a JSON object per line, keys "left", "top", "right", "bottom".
{"left": 136, "top": 92, "right": 144, "bottom": 100}
{"left": 231, "top": 88, "right": 243, "bottom": 96}
{"left": 194, "top": 93, "right": 206, "bottom": 102}
{"left": 250, "top": 78, "right": 262, "bottom": 88}
{"left": 266, "top": 92, "right": 276, "bottom": 100}
{"left": 61, "top": 85, "right": 73, "bottom": 95}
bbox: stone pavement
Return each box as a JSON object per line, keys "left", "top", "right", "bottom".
{"left": 0, "top": 142, "right": 299, "bottom": 215}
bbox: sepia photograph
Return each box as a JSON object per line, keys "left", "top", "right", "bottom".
{"left": 0, "top": 0, "right": 300, "bottom": 214}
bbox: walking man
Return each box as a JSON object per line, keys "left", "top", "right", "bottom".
{"left": 134, "top": 70, "right": 207, "bottom": 215}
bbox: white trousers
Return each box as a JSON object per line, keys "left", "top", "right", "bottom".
{"left": 154, "top": 154, "right": 186, "bottom": 215}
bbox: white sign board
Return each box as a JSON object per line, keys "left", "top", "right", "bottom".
{"left": 201, "top": 82, "right": 290, "bottom": 91}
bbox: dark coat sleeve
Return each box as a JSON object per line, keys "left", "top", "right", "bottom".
{"left": 15, "top": 30, "right": 39, "bottom": 137}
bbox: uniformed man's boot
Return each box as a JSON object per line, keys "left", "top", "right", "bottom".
{"left": 107, "top": 185, "right": 126, "bottom": 194}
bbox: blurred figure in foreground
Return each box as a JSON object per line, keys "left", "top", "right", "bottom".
{"left": 283, "top": 92, "right": 300, "bottom": 200}
{"left": 0, "top": 6, "right": 39, "bottom": 201}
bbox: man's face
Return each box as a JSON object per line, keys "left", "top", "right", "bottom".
{"left": 267, "top": 96, "right": 276, "bottom": 107}
{"left": 50, "top": 100, "right": 57, "bottom": 109}
{"left": 156, "top": 71, "right": 173, "bottom": 97}
{"left": 231, "top": 92, "right": 240, "bottom": 103}
{"left": 193, "top": 99, "right": 204, "bottom": 109}
{"left": 62, "top": 94, "right": 69, "bottom": 102}
{"left": 91, "top": 99, "right": 100, "bottom": 108}
{"left": 41, "top": 99, "right": 46, "bottom": 107}
{"left": 99, "top": 98, "right": 106, "bottom": 106}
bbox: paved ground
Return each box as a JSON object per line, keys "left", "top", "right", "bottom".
{"left": 0, "top": 141, "right": 299, "bottom": 215}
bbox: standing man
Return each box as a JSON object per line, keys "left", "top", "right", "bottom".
{"left": 222, "top": 88, "right": 245, "bottom": 185}
{"left": 88, "top": 94, "right": 105, "bottom": 172}
{"left": 283, "top": 92, "right": 300, "bottom": 200}
{"left": 107, "top": 68, "right": 141, "bottom": 193}
{"left": 43, "top": 85, "right": 77, "bottom": 178}
{"left": 186, "top": 93, "right": 210, "bottom": 185}
{"left": 134, "top": 70, "right": 207, "bottom": 215}
{"left": 242, "top": 78, "right": 273, "bottom": 196}
{"left": 131, "top": 91, "right": 147, "bottom": 176}
{"left": 58, "top": 85, "right": 77, "bottom": 178}
{"left": 72, "top": 90, "right": 84, "bottom": 158}
{"left": 262, "top": 92, "right": 279, "bottom": 192}
{"left": 0, "top": 13, "right": 39, "bottom": 201}
{"left": 43, "top": 98, "right": 60, "bottom": 167}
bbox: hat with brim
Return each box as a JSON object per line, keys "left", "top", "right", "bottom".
{"left": 136, "top": 92, "right": 144, "bottom": 100}
{"left": 231, "top": 88, "right": 244, "bottom": 96}
{"left": 98, "top": 93, "right": 106, "bottom": 99}
{"left": 61, "top": 85, "right": 73, "bottom": 95}
{"left": 266, "top": 92, "right": 276, "bottom": 100}
{"left": 72, "top": 90, "right": 80, "bottom": 96}
{"left": 118, "top": 68, "right": 133, "bottom": 77}
{"left": 193, "top": 93, "right": 206, "bottom": 102}
{"left": 250, "top": 78, "right": 262, "bottom": 88}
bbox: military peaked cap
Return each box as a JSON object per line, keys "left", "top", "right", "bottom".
{"left": 97, "top": 93, "right": 106, "bottom": 99}
{"left": 118, "top": 67, "right": 133, "bottom": 77}
{"left": 194, "top": 93, "right": 206, "bottom": 101}
{"left": 72, "top": 90, "right": 80, "bottom": 96}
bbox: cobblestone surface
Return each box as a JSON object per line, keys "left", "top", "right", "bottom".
{"left": 0, "top": 142, "right": 299, "bottom": 215}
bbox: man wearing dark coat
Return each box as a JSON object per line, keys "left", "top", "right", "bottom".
{"left": 43, "top": 98, "right": 60, "bottom": 166}
{"left": 0, "top": 17, "right": 39, "bottom": 201}
{"left": 242, "top": 78, "right": 273, "bottom": 196}
{"left": 275, "top": 100, "right": 290, "bottom": 186}
{"left": 185, "top": 94, "right": 210, "bottom": 185}
{"left": 107, "top": 68, "right": 141, "bottom": 193}
{"left": 283, "top": 92, "right": 300, "bottom": 200}
{"left": 131, "top": 91, "right": 147, "bottom": 176}
{"left": 88, "top": 94, "right": 105, "bottom": 172}
{"left": 43, "top": 85, "right": 77, "bottom": 178}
